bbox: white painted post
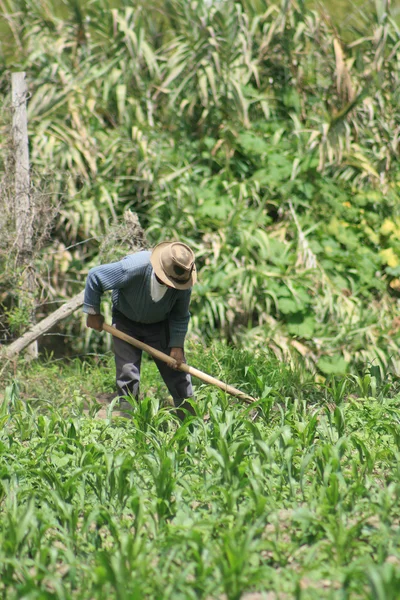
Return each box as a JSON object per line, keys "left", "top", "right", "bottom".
{"left": 11, "top": 72, "right": 38, "bottom": 359}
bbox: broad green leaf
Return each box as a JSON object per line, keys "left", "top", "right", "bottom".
{"left": 318, "top": 355, "right": 349, "bottom": 375}
{"left": 287, "top": 313, "right": 316, "bottom": 339}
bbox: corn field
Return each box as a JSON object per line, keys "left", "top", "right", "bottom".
{"left": 1, "top": 347, "right": 400, "bottom": 598}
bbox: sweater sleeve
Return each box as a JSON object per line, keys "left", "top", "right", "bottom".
{"left": 83, "top": 261, "right": 129, "bottom": 314}
{"left": 169, "top": 290, "right": 192, "bottom": 347}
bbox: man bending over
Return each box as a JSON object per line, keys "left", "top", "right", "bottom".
{"left": 83, "top": 241, "right": 197, "bottom": 419}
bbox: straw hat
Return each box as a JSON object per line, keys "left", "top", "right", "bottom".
{"left": 151, "top": 241, "right": 197, "bottom": 290}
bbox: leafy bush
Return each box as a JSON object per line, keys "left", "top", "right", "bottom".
{"left": 0, "top": 0, "right": 399, "bottom": 373}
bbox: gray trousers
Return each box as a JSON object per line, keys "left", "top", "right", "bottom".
{"left": 112, "top": 310, "right": 193, "bottom": 408}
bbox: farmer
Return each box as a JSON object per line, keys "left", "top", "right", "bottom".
{"left": 83, "top": 241, "right": 197, "bottom": 418}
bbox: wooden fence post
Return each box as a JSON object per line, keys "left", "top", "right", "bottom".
{"left": 12, "top": 71, "right": 38, "bottom": 359}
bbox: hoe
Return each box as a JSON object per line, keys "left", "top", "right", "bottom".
{"left": 102, "top": 323, "right": 256, "bottom": 405}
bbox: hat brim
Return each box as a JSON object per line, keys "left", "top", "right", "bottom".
{"left": 150, "top": 242, "right": 197, "bottom": 290}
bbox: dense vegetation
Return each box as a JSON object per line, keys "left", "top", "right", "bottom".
{"left": 1, "top": 346, "right": 400, "bottom": 599}
{"left": 0, "top": 0, "right": 399, "bottom": 374}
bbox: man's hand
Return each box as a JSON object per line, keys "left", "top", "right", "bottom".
{"left": 170, "top": 347, "right": 185, "bottom": 369}
{"left": 86, "top": 313, "right": 105, "bottom": 332}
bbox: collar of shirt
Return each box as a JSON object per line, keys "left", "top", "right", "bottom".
{"left": 150, "top": 269, "right": 168, "bottom": 302}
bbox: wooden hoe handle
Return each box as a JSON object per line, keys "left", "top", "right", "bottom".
{"left": 102, "top": 323, "right": 256, "bottom": 405}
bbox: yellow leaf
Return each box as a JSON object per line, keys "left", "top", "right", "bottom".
{"left": 364, "top": 226, "right": 379, "bottom": 245}
{"left": 390, "top": 279, "right": 400, "bottom": 292}
{"left": 380, "top": 248, "right": 399, "bottom": 268}
{"left": 380, "top": 219, "right": 396, "bottom": 236}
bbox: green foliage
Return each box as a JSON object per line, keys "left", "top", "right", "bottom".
{"left": 1, "top": 346, "right": 400, "bottom": 597}
{"left": 1, "top": 304, "right": 32, "bottom": 332}
{"left": 0, "top": 0, "right": 400, "bottom": 372}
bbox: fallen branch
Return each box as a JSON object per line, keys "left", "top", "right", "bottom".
{"left": 2, "top": 290, "right": 84, "bottom": 360}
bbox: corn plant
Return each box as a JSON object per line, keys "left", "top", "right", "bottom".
{"left": 2, "top": 345, "right": 400, "bottom": 597}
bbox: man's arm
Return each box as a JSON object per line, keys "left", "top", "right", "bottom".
{"left": 169, "top": 290, "right": 192, "bottom": 367}
{"left": 84, "top": 261, "right": 129, "bottom": 329}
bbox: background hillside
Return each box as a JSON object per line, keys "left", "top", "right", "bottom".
{"left": 1, "top": 0, "right": 400, "bottom": 376}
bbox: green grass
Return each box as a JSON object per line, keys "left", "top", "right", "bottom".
{"left": 1, "top": 345, "right": 400, "bottom": 599}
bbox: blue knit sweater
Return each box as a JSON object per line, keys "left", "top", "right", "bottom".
{"left": 83, "top": 251, "right": 192, "bottom": 347}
